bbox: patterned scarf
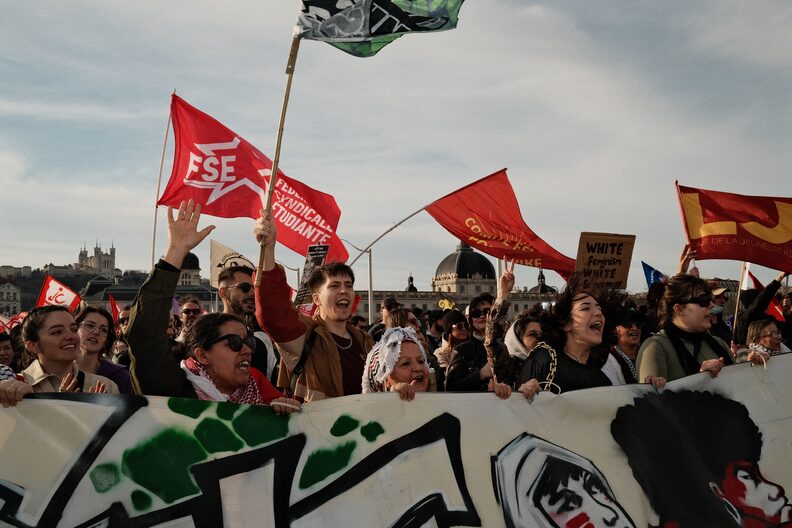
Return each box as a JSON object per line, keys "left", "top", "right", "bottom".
{"left": 182, "top": 357, "right": 263, "bottom": 405}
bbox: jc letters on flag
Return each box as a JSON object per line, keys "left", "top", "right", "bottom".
{"left": 158, "top": 95, "right": 349, "bottom": 263}
{"left": 35, "top": 275, "right": 81, "bottom": 312}
{"left": 676, "top": 183, "right": 792, "bottom": 272}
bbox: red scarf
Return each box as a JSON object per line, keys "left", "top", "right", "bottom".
{"left": 183, "top": 357, "right": 263, "bottom": 405}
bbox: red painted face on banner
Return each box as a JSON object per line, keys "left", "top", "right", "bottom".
{"left": 720, "top": 461, "right": 791, "bottom": 527}
{"left": 537, "top": 470, "right": 633, "bottom": 528}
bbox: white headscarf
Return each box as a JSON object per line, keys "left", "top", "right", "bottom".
{"left": 504, "top": 324, "right": 531, "bottom": 361}
{"left": 362, "top": 327, "right": 426, "bottom": 393}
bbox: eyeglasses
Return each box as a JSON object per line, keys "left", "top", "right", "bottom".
{"left": 682, "top": 293, "right": 713, "bottom": 308}
{"left": 469, "top": 307, "right": 491, "bottom": 319}
{"left": 79, "top": 321, "right": 109, "bottom": 336}
{"left": 229, "top": 283, "right": 254, "bottom": 294}
{"left": 204, "top": 333, "right": 255, "bottom": 352}
{"left": 182, "top": 308, "right": 202, "bottom": 316}
{"left": 117, "top": 317, "right": 129, "bottom": 325}
{"left": 760, "top": 331, "right": 782, "bottom": 339}
{"left": 452, "top": 322, "right": 469, "bottom": 331}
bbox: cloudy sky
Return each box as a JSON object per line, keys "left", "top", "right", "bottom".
{"left": 2, "top": 1, "right": 791, "bottom": 293}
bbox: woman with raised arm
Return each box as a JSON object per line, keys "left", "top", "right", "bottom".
{"left": 126, "top": 200, "right": 299, "bottom": 413}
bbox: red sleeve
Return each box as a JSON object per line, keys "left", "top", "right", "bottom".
{"left": 255, "top": 266, "right": 306, "bottom": 343}
{"left": 250, "top": 368, "right": 285, "bottom": 404}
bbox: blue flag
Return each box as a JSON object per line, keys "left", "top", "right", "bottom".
{"left": 641, "top": 261, "right": 666, "bottom": 288}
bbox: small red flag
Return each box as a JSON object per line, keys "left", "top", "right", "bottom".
{"left": 741, "top": 267, "right": 786, "bottom": 323}
{"left": 35, "top": 275, "right": 81, "bottom": 312}
{"left": 158, "top": 95, "right": 349, "bottom": 262}
{"left": 108, "top": 294, "right": 121, "bottom": 324}
{"left": 677, "top": 183, "right": 792, "bottom": 272}
{"left": 424, "top": 169, "right": 575, "bottom": 278}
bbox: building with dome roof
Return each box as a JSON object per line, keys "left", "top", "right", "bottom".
{"left": 351, "top": 242, "right": 562, "bottom": 323}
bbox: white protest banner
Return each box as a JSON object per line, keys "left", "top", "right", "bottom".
{"left": 1, "top": 356, "right": 790, "bottom": 527}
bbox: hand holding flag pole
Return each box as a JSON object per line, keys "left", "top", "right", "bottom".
{"left": 256, "top": 36, "right": 302, "bottom": 287}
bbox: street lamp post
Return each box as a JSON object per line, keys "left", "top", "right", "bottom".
{"left": 342, "top": 238, "right": 373, "bottom": 324}
{"left": 276, "top": 261, "right": 301, "bottom": 288}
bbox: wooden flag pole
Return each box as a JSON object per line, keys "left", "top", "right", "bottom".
{"left": 256, "top": 37, "right": 301, "bottom": 287}
{"left": 151, "top": 90, "right": 176, "bottom": 269}
{"left": 731, "top": 261, "right": 748, "bottom": 348}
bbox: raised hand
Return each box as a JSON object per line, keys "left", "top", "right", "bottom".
{"left": 164, "top": 199, "right": 216, "bottom": 268}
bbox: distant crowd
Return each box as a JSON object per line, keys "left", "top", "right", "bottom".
{"left": 1, "top": 200, "right": 791, "bottom": 411}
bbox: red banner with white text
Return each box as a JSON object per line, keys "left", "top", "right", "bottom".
{"left": 425, "top": 169, "right": 575, "bottom": 278}
{"left": 677, "top": 183, "right": 792, "bottom": 272}
{"left": 158, "top": 95, "right": 348, "bottom": 262}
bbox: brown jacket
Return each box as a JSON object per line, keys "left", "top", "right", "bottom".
{"left": 256, "top": 266, "right": 372, "bottom": 401}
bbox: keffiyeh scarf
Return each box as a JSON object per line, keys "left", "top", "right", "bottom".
{"left": 182, "top": 357, "right": 263, "bottom": 405}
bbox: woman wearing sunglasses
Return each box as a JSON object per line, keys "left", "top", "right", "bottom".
{"left": 637, "top": 274, "right": 734, "bottom": 382}
{"left": 432, "top": 310, "right": 470, "bottom": 371}
{"left": 126, "top": 200, "right": 299, "bottom": 413}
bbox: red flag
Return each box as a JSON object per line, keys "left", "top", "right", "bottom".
{"left": 0, "top": 315, "right": 8, "bottom": 333}
{"left": 35, "top": 275, "right": 81, "bottom": 312}
{"left": 676, "top": 183, "right": 792, "bottom": 272}
{"left": 158, "top": 95, "right": 349, "bottom": 262}
{"left": 108, "top": 294, "right": 121, "bottom": 324}
{"left": 4, "top": 312, "right": 27, "bottom": 330}
{"left": 741, "top": 266, "right": 785, "bottom": 322}
{"left": 424, "top": 169, "right": 575, "bottom": 277}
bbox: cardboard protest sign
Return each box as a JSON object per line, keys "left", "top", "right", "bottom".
{"left": 574, "top": 232, "right": 636, "bottom": 290}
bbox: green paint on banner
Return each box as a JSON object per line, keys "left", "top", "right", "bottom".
{"left": 232, "top": 405, "right": 290, "bottom": 446}
{"left": 131, "top": 489, "right": 152, "bottom": 511}
{"left": 195, "top": 418, "right": 244, "bottom": 453}
{"left": 122, "top": 428, "right": 207, "bottom": 503}
{"left": 330, "top": 414, "right": 359, "bottom": 437}
{"left": 89, "top": 462, "right": 120, "bottom": 493}
{"left": 216, "top": 401, "right": 240, "bottom": 421}
{"left": 168, "top": 397, "right": 211, "bottom": 419}
{"left": 299, "top": 441, "right": 356, "bottom": 489}
{"left": 360, "top": 421, "right": 385, "bottom": 442}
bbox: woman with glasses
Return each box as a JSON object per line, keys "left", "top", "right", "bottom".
{"left": 737, "top": 319, "right": 789, "bottom": 361}
{"left": 75, "top": 307, "right": 134, "bottom": 394}
{"left": 19, "top": 305, "right": 117, "bottom": 394}
{"left": 637, "top": 274, "right": 734, "bottom": 382}
{"left": 126, "top": 200, "right": 299, "bottom": 413}
{"left": 433, "top": 310, "right": 470, "bottom": 371}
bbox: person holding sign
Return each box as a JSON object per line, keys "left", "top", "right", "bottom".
{"left": 254, "top": 210, "right": 373, "bottom": 402}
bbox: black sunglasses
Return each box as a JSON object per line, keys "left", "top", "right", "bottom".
{"left": 682, "top": 293, "right": 713, "bottom": 308}
{"left": 230, "top": 283, "right": 254, "bottom": 293}
{"left": 117, "top": 317, "right": 129, "bottom": 325}
{"left": 452, "top": 322, "right": 470, "bottom": 330}
{"left": 182, "top": 308, "right": 202, "bottom": 315}
{"left": 204, "top": 333, "right": 255, "bottom": 352}
{"left": 469, "top": 307, "right": 491, "bottom": 319}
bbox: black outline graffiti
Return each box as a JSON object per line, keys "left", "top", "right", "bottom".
{"left": 0, "top": 393, "right": 147, "bottom": 528}
{"left": 2, "top": 397, "right": 480, "bottom": 528}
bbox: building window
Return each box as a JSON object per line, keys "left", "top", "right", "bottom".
{"left": 422, "top": 304, "right": 427, "bottom": 310}
{"left": 460, "top": 286, "right": 465, "bottom": 293}
{"left": 475, "top": 285, "right": 481, "bottom": 293}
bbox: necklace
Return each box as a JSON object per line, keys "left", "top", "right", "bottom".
{"left": 333, "top": 333, "right": 353, "bottom": 350}
{"left": 565, "top": 351, "right": 588, "bottom": 364}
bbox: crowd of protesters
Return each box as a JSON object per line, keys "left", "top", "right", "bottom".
{"left": 1, "top": 200, "right": 791, "bottom": 410}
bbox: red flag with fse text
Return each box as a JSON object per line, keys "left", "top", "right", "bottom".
{"left": 677, "top": 183, "right": 792, "bottom": 272}
{"left": 35, "top": 275, "right": 81, "bottom": 312}
{"left": 158, "top": 95, "right": 348, "bottom": 262}
{"left": 424, "top": 169, "right": 575, "bottom": 278}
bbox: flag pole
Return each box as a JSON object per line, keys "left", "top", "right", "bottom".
{"left": 731, "top": 261, "right": 748, "bottom": 349}
{"left": 151, "top": 90, "right": 176, "bottom": 269}
{"left": 255, "top": 36, "right": 301, "bottom": 287}
{"left": 348, "top": 206, "right": 426, "bottom": 267}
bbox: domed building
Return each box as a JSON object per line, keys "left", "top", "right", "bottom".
{"left": 179, "top": 252, "right": 202, "bottom": 287}
{"left": 527, "top": 269, "right": 558, "bottom": 295}
{"left": 431, "top": 242, "right": 496, "bottom": 296}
